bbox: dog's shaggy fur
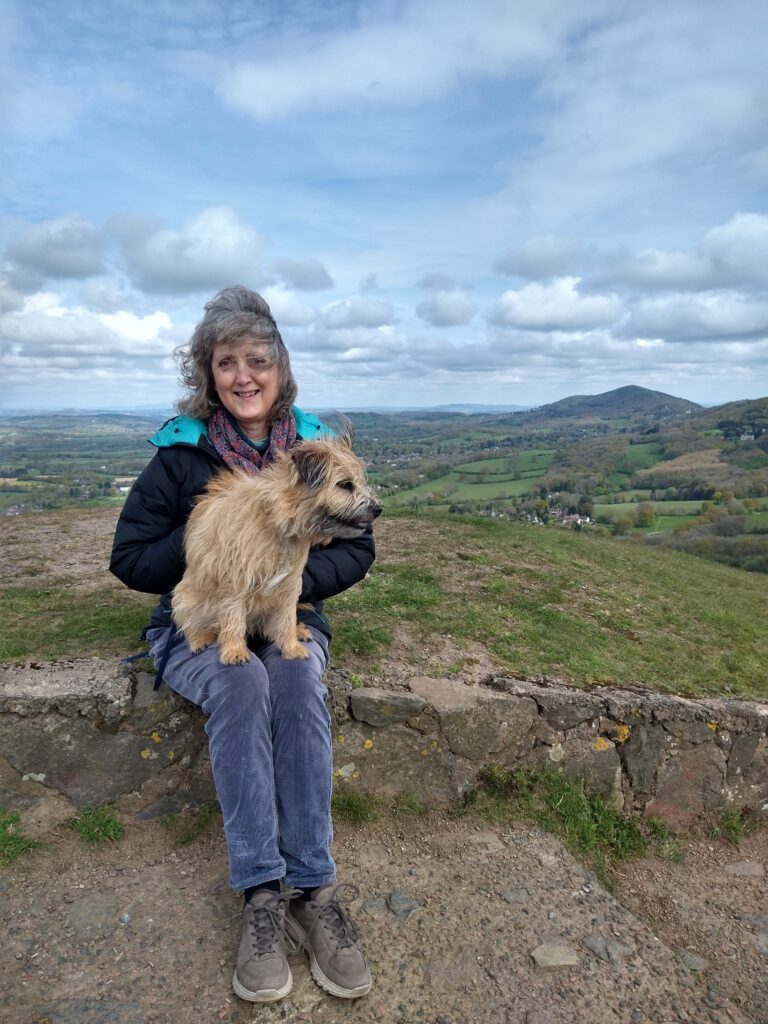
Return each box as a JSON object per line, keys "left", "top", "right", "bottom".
{"left": 172, "top": 435, "right": 379, "bottom": 664}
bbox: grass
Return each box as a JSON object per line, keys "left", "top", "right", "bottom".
{"left": 0, "top": 584, "right": 154, "bottom": 661}
{"left": 385, "top": 469, "right": 541, "bottom": 505}
{"left": 455, "top": 450, "right": 556, "bottom": 476}
{"left": 613, "top": 443, "right": 664, "bottom": 473}
{"left": 331, "top": 786, "right": 426, "bottom": 825}
{"left": 160, "top": 801, "right": 221, "bottom": 845}
{"left": 463, "top": 765, "right": 646, "bottom": 882}
{"left": 645, "top": 816, "right": 684, "bottom": 863}
{"left": 331, "top": 784, "right": 379, "bottom": 823}
{"left": 0, "top": 807, "right": 44, "bottom": 865}
{"left": 707, "top": 806, "right": 756, "bottom": 846}
{"left": 4, "top": 507, "right": 767, "bottom": 700}
{"left": 325, "top": 511, "right": 768, "bottom": 698}
{"left": 593, "top": 500, "right": 704, "bottom": 521}
{"left": 69, "top": 805, "right": 123, "bottom": 845}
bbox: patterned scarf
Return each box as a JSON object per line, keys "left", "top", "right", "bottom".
{"left": 207, "top": 408, "right": 297, "bottom": 474}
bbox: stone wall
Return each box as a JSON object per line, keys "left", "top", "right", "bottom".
{"left": 1, "top": 660, "right": 766, "bottom": 826}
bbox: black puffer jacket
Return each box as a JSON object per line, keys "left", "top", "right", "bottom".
{"left": 109, "top": 414, "right": 375, "bottom": 640}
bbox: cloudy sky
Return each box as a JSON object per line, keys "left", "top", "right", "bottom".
{"left": 2, "top": 0, "right": 767, "bottom": 413}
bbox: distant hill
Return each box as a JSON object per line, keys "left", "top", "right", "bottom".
{"left": 525, "top": 385, "right": 701, "bottom": 421}
{"left": 692, "top": 396, "right": 768, "bottom": 432}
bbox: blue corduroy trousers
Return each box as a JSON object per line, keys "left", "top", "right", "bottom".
{"left": 147, "top": 624, "right": 336, "bottom": 892}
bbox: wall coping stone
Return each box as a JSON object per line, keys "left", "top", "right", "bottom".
{"left": 1, "top": 660, "right": 766, "bottom": 822}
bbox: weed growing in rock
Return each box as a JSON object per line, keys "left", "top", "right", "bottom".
{"left": 468, "top": 764, "right": 646, "bottom": 880}
{"left": 160, "top": 801, "right": 221, "bottom": 845}
{"left": 331, "top": 784, "right": 378, "bottom": 824}
{"left": 645, "top": 816, "right": 684, "bottom": 863}
{"left": 0, "top": 808, "right": 43, "bottom": 865}
{"left": 347, "top": 672, "right": 365, "bottom": 689}
{"left": 69, "top": 806, "right": 123, "bottom": 845}
{"left": 708, "top": 806, "right": 754, "bottom": 846}
{"left": 392, "top": 791, "right": 426, "bottom": 817}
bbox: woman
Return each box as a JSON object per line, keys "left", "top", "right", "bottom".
{"left": 110, "top": 286, "right": 375, "bottom": 1003}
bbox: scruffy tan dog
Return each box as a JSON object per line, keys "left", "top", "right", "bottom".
{"left": 172, "top": 433, "right": 380, "bottom": 664}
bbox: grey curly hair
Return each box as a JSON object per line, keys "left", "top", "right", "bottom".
{"left": 176, "top": 285, "right": 297, "bottom": 424}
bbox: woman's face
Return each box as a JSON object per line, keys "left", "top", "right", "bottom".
{"left": 211, "top": 339, "right": 280, "bottom": 439}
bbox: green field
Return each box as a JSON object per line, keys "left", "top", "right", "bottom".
{"left": 613, "top": 442, "right": 664, "bottom": 473}
{"left": 456, "top": 450, "right": 555, "bottom": 476}
{"left": 592, "top": 489, "right": 654, "bottom": 503}
{"left": 593, "top": 500, "right": 705, "bottom": 522}
{"left": 386, "top": 449, "right": 555, "bottom": 507}
{"left": 635, "top": 515, "right": 693, "bottom": 534}
{"left": 386, "top": 471, "right": 539, "bottom": 504}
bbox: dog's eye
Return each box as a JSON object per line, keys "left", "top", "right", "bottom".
{"left": 337, "top": 480, "right": 354, "bottom": 491}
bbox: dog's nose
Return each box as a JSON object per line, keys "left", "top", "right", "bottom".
{"left": 372, "top": 502, "right": 383, "bottom": 518}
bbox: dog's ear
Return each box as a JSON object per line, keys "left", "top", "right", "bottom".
{"left": 291, "top": 445, "right": 328, "bottom": 490}
{"left": 334, "top": 412, "right": 354, "bottom": 449}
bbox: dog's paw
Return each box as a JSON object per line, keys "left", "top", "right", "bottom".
{"left": 187, "top": 630, "right": 216, "bottom": 653}
{"left": 280, "top": 641, "right": 310, "bottom": 660}
{"left": 219, "top": 645, "right": 251, "bottom": 665}
{"left": 296, "top": 623, "right": 313, "bottom": 642}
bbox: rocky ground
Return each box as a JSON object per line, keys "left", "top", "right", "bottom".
{"left": 1, "top": 810, "right": 766, "bottom": 1024}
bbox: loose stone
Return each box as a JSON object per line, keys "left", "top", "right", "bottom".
{"left": 678, "top": 949, "right": 708, "bottom": 972}
{"left": 583, "top": 933, "right": 633, "bottom": 964}
{"left": 387, "top": 891, "right": 421, "bottom": 921}
{"left": 530, "top": 942, "right": 580, "bottom": 968}
{"left": 724, "top": 861, "right": 765, "bottom": 878}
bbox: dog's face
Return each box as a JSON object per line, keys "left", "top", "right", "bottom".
{"left": 289, "top": 436, "right": 381, "bottom": 539}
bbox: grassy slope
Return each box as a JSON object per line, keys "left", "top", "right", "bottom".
{"left": 1, "top": 507, "right": 766, "bottom": 700}
{"left": 326, "top": 511, "right": 768, "bottom": 698}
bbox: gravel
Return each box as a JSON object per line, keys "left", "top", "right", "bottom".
{"left": 1, "top": 814, "right": 766, "bottom": 1023}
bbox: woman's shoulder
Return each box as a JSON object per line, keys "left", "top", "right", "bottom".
{"left": 293, "top": 405, "right": 334, "bottom": 441}
{"left": 150, "top": 415, "right": 208, "bottom": 448}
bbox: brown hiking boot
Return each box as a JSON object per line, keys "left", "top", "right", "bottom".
{"left": 232, "top": 888, "right": 298, "bottom": 1002}
{"left": 285, "top": 883, "right": 372, "bottom": 998}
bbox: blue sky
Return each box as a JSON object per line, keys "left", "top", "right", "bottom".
{"left": 2, "top": 0, "right": 767, "bottom": 412}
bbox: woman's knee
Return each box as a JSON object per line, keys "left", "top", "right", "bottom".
{"left": 201, "top": 657, "right": 271, "bottom": 718}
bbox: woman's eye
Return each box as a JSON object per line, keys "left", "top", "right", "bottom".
{"left": 337, "top": 480, "right": 354, "bottom": 491}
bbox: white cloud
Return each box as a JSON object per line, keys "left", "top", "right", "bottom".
{"left": 273, "top": 258, "right": 334, "bottom": 291}
{"left": 589, "top": 213, "right": 768, "bottom": 292}
{"left": 490, "top": 277, "right": 621, "bottom": 331}
{"left": 494, "top": 235, "right": 591, "bottom": 280}
{"left": 321, "top": 297, "right": 395, "bottom": 329}
{"left": 262, "top": 287, "right": 317, "bottom": 327}
{"left": 625, "top": 292, "right": 768, "bottom": 342}
{"left": 418, "top": 272, "right": 458, "bottom": 291}
{"left": 117, "top": 207, "right": 263, "bottom": 295}
{"left": 219, "top": 3, "right": 601, "bottom": 120}
{"left": 700, "top": 213, "right": 768, "bottom": 286}
{"left": 416, "top": 289, "right": 474, "bottom": 327}
{"left": 78, "top": 279, "right": 138, "bottom": 313}
{"left": 5, "top": 214, "right": 104, "bottom": 282}
{"left": 0, "top": 293, "right": 177, "bottom": 378}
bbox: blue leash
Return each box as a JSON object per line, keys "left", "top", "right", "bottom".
{"left": 121, "top": 626, "right": 178, "bottom": 691}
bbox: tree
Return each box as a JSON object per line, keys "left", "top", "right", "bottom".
{"left": 635, "top": 502, "right": 656, "bottom": 528}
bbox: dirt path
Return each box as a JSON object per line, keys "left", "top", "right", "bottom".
{"left": 1, "top": 813, "right": 766, "bottom": 1024}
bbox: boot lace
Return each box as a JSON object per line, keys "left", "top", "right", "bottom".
{"left": 246, "top": 888, "right": 302, "bottom": 958}
{"left": 313, "top": 883, "right": 362, "bottom": 950}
